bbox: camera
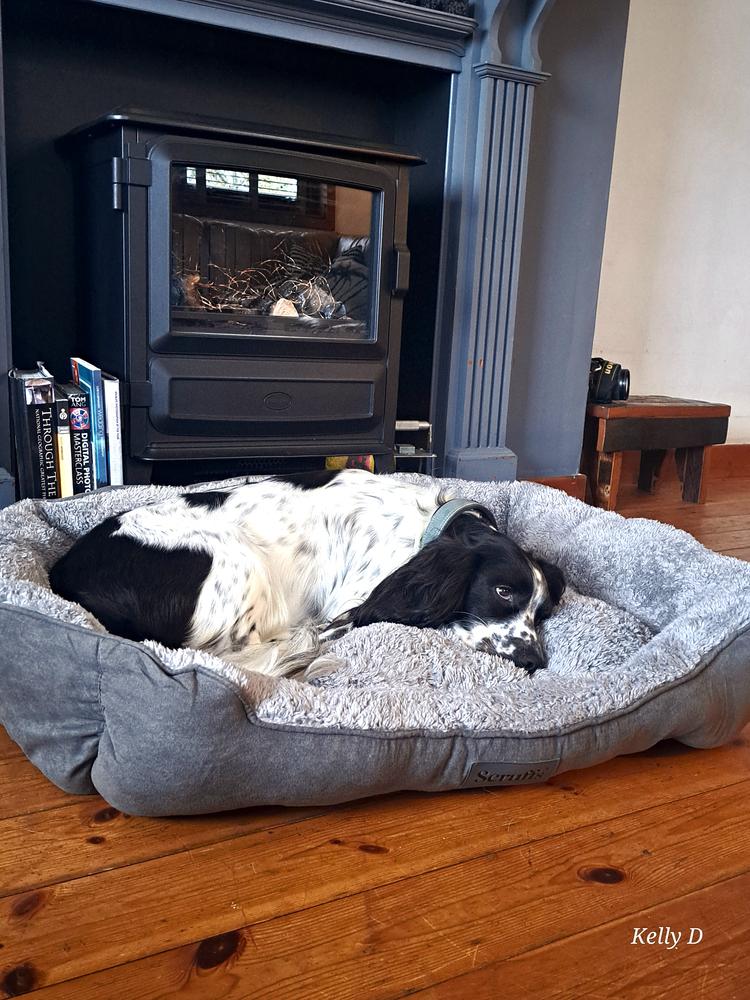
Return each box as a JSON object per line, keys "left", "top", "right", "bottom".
{"left": 588, "top": 357, "right": 630, "bottom": 404}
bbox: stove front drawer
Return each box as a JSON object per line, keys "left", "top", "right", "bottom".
{"left": 144, "top": 355, "right": 384, "bottom": 438}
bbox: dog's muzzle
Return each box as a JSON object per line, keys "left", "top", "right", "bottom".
{"left": 477, "top": 637, "right": 546, "bottom": 674}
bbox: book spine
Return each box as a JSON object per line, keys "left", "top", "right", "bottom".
{"left": 67, "top": 391, "right": 95, "bottom": 495}
{"left": 18, "top": 403, "right": 57, "bottom": 500}
{"left": 13, "top": 384, "right": 58, "bottom": 500}
{"left": 103, "top": 377, "right": 124, "bottom": 486}
{"left": 9, "top": 369, "right": 62, "bottom": 499}
{"left": 27, "top": 401, "right": 59, "bottom": 499}
{"left": 72, "top": 360, "right": 108, "bottom": 488}
{"left": 91, "top": 372, "right": 108, "bottom": 488}
{"left": 9, "top": 375, "right": 37, "bottom": 498}
{"left": 53, "top": 396, "right": 75, "bottom": 498}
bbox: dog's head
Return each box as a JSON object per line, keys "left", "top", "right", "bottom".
{"left": 446, "top": 518, "right": 565, "bottom": 672}
{"left": 349, "top": 514, "right": 565, "bottom": 674}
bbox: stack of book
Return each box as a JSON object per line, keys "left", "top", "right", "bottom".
{"left": 8, "top": 359, "right": 123, "bottom": 500}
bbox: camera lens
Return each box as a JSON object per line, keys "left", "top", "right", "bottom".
{"left": 588, "top": 358, "right": 630, "bottom": 404}
{"left": 614, "top": 368, "right": 630, "bottom": 401}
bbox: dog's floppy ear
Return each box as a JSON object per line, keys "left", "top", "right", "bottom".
{"left": 537, "top": 557, "right": 566, "bottom": 607}
{"left": 349, "top": 538, "right": 478, "bottom": 628}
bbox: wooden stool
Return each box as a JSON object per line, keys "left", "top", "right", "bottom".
{"left": 582, "top": 395, "right": 731, "bottom": 511}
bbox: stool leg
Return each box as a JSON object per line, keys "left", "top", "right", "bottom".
{"left": 676, "top": 446, "right": 709, "bottom": 503}
{"left": 638, "top": 449, "right": 667, "bottom": 494}
{"left": 580, "top": 417, "right": 599, "bottom": 504}
{"left": 593, "top": 451, "right": 623, "bottom": 511}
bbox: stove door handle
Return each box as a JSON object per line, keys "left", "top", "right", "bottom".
{"left": 392, "top": 245, "right": 411, "bottom": 298}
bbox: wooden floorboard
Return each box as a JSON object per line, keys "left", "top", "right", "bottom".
{"left": 0, "top": 800, "right": 330, "bottom": 899}
{"left": 413, "top": 870, "right": 750, "bottom": 1000}
{"left": 1, "top": 478, "right": 749, "bottom": 998}
{"left": 19, "top": 776, "right": 750, "bottom": 999}
{"left": 0, "top": 757, "right": 91, "bottom": 822}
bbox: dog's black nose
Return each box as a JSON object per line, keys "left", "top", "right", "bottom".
{"left": 513, "top": 646, "right": 545, "bottom": 674}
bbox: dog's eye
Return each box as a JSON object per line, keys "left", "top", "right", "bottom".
{"left": 495, "top": 586, "right": 513, "bottom": 601}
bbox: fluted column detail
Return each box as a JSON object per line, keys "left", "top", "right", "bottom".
{"left": 431, "top": 0, "right": 555, "bottom": 481}
{"left": 463, "top": 70, "right": 534, "bottom": 453}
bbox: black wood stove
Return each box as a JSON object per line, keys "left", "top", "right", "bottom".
{"left": 62, "top": 110, "right": 421, "bottom": 483}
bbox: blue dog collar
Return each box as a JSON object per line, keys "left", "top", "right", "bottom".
{"left": 421, "top": 498, "right": 498, "bottom": 547}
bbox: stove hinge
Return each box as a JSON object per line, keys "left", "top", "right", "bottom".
{"left": 112, "top": 144, "right": 153, "bottom": 211}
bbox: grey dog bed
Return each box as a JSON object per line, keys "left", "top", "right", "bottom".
{"left": 1, "top": 475, "right": 749, "bottom": 816}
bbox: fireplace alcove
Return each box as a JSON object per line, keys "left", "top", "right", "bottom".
{"left": 0, "top": 0, "right": 629, "bottom": 496}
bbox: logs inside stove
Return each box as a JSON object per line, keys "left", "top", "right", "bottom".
{"left": 63, "top": 110, "right": 421, "bottom": 483}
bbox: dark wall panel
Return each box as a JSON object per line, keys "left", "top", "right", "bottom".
{"left": 2, "top": 0, "right": 448, "bottom": 420}
{"left": 506, "top": 0, "right": 630, "bottom": 478}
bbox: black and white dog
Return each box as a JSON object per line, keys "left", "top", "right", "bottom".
{"left": 49, "top": 469, "right": 565, "bottom": 678}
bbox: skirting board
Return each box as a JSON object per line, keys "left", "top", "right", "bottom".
{"left": 525, "top": 474, "right": 587, "bottom": 501}
{"left": 709, "top": 443, "right": 750, "bottom": 480}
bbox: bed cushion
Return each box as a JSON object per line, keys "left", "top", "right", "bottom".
{"left": 1, "top": 475, "right": 749, "bottom": 816}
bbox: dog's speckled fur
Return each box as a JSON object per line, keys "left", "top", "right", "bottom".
{"left": 47, "top": 470, "right": 562, "bottom": 677}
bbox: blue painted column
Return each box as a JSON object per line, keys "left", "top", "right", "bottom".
{"left": 431, "top": 0, "right": 554, "bottom": 480}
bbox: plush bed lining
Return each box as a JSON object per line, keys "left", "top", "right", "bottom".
{"left": 238, "top": 624, "right": 750, "bottom": 741}
{"left": 2, "top": 474, "right": 749, "bottom": 736}
{"left": 5, "top": 599, "right": 745, "bottom": 754}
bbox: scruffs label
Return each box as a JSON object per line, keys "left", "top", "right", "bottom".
{"left": 463, "top": 759, "right": 559, "bottom": 787}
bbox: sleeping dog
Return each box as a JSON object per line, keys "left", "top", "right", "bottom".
{"left": 49, "top": 469, "right": 565, "bottom": 678}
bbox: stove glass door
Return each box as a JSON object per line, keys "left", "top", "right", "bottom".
{"left": 170, "top": 162, "right": 376, "bottom": 343}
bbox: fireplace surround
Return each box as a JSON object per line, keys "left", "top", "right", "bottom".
{"left": 67, "top": 0, "right": 557, "bottom": 484}
{"left": 0, "top": 0, "right": 629, "bottom": 500}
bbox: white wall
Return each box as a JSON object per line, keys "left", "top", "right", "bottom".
{"left": 593, "top": 0, "right": 750, "bottom": 443}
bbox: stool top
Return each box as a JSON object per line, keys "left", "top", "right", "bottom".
{"left": 588, "top": 395, "right": 731, "bottom": 420}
